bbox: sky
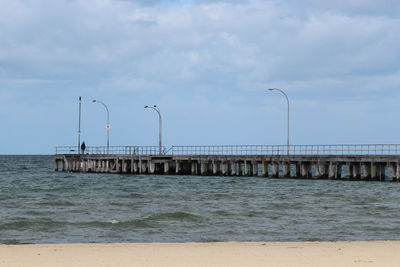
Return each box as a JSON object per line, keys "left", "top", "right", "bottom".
{"left": 1, "top": 0, "right": 400, "bottom": 154}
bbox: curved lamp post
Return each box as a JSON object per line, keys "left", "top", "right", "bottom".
{"left": 268, "top": 88, "right": 290, "bottom": 155}
{"left": 144, "top": 105, "right": 162, "bottom": 155}
{"left": 92, "top": 99, "right": 110, "bottom": 154}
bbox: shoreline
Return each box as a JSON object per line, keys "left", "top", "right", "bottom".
{"left": 1, "top": 241, "right": 400, "bottom": 267}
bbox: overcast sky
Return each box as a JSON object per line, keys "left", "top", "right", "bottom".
{"left": 1, "top": 0, "right": 400, "bottom": 154}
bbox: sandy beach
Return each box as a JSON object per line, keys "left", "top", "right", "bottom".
{"left": 1, "top": 241, "right": 400, "bottom": 267}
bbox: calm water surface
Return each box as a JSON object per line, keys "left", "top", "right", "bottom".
{"left": 1, "top": 155, "right": 400, "bottom": 244}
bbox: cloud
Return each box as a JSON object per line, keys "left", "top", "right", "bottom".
{"left": 0, "top": 0, "right": 400, "bottom": 153}
{"left": 285, "top": 0, "right": 400, "bottom": 16}
{"left": 1, "top": 0, "right": 399, "bottom": 91}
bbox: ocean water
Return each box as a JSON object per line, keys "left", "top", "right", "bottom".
{"left": 1, "top": 155, "right": 400, "bottom": 244}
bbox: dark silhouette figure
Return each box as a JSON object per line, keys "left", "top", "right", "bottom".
{"left": 81, "top": 141, "right": 86, "bottom": 154}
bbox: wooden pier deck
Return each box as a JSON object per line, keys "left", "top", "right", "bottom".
{"left": 54, "top": 144, "right": 400, "bottom": 181}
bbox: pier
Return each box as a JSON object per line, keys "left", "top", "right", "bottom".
{"left": 54, "top": 144, "right": 400, "bottom": 181}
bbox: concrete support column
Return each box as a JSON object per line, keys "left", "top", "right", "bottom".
{"left": 396, "top": 162, "right": 400, "bottom": 182}
{"left": 54, "top": 160, "right": 58, "bottom": 171}
{"left": 200, "top": 162, "right": 207, "bottom": 175}
{"left": 391, "top": 163, "right": 396, "bottom": 181}
{"left": 329, "top": 162, "right": 336, "bottom": 179}
{"left": 175, "top": 161, "right": 180, "bottom": 175}
{"left": 149, "top": 161, "right": 155, "bottom": 174}
{"left": 141, "top": 161, "right": 148, "bottom": 174}
{"left": 133, "top": 161, "right": 138, "bottom": 174}
{"left": 262, "top": 162, "right": 268, "bottom": 177}
{"left": 164, "top": 162, "right": 170, "bottom": 174}
{"left": 212, "top": 161, "right": 218, "bottom": 175}
{"left": 348, "top": 164, "right": 354, "bottom": 180}
{"left": 122, "top": 160, "right": 127, "bottom": 173}
{"left": 316, "top": 163, "right": 324, "bottom": 179}
{"left": 92, "top": 160, "right": 96, "bottom": 172}
{"left": 376, "top": 164, "right": 381, "bottom": 181}
{"left": 105, "top": 160, "right": 110, "bottom": 173}
{"left": 237, "top": 162, "right": 243, "bottom": 176}
{"left": 272, "top": 162, "right": 279, "bottom": 178}
{"left": 87, "top": 160, "right": 92, "bottom": 172}
{"left": 130, "top": 159, "right": 134, "bottom": 173}
{"left": 295, "top": 163, "right": 300, "bottom": 178}
{"left": 371, "top": 162, "right": 377, "bottom": 180}
{"left": 380, "top": 164, "right": 386, "bottom": 181}
{"left": 252, "top": 162, "right": 258, "bottom": 177}
{"left": 62, "top": 160, "right": 65, "bottom": 171}
{"left": 98, "top": 160, "right": 104, "bottom": 172}
{"left": 243, "top": 161, "right": 249, "bottom": 176}
{"left": 75, "top": 160, "right": 79, "bottom": 172}
{"left": 84, "top": 160, "right": 88, "bottom": 172}
{"left": 191, "top": 162, "right": 197, "bottom": 175}
{"left": 363, "top": 163, "right": 371, "bottom": 180}
{"left": 230, "top": 161, "right": 236, "bottom": 176}
{"left": 116, "top": 159, "right": 120, "bottom": 173}
{"left": 336, "top": 164, "right": 342, "bottom": 179}
{"left": 283, "top": 163, "right": 290, "bottom": 178}
{"left": 221, "top": 162, "right": 227, "bottom": 176}
{"left": 353, "top": 164, "right": 360, "bottom": 180}
{"left": 300, "top": 163, "right": 308, "bottom": 178}
{"left": 319, "top": 163, "right": 328, "bottom": 179}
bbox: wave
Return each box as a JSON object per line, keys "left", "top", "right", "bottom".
{"left": 0, "top": 218, "right": 65, "bottom": 231}
{"left": 148, "top": 212, "right": 203, "bottom": 222}
{"left": 78, "top": 219, "right": 156, "bottom": 229}
{"left": 38, "top": 200, "right": 75, "bottom": 206}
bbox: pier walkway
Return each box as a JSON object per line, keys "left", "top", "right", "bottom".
{"left": 54, "top": 144, "right": 400, "bottom": 181}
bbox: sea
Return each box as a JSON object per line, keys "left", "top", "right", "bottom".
{"left": 1, "top": 155, "right": 400, "bottom": 244}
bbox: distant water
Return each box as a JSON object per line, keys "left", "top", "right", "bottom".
{"left": 1, "top": 155, "right": 400, "bottom": 244}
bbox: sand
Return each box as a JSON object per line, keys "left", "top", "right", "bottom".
{"left": 1, "top": 241, "right": 400, "bottom": 267}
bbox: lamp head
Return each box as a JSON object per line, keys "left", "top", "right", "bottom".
{"left": 92, "top": 100, "right": 97, "bottom": 103}
{"left": 268, "top": 88, "right": 275, "bottom": 91}
{"left": 153, "top": 105, "right": 157, "bottom": 107}
{"left": 144, "top": 105, "right": 149, "bottom": 108}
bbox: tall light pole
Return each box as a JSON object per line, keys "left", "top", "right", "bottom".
{"left": 268, "top": 88, "right": 290, "bottom": 155}
{"left": 92, "top": 99, "right": 110, "bottom": 154}
{"left": 144, "top": 105, "right": 162, "bottom": 155}
{"left": 78, "top": 96, "right": 82, "bottom": 154}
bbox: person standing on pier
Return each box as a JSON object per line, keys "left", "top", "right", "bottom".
{"left": 81, "top": 141, "right": 86, "bottom": 154}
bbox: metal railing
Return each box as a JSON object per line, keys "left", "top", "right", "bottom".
{"left": 55, "top": 144, "right": 400, "bottom": 156}
{"left": 55, "top": 146, "right": 166, "bottom": 155}
{"left": 170, "top": 144, "right": 400, "bottom": 156}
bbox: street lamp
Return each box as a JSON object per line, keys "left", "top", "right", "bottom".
{"left": 92, "top": 99, "right": 110, "bottom": 154}
{"left": 78, "top": 96, "right": 82, "bottom": 154}
{"left": 144, "top": 105, "right": 162, "bottom": 155}
{"left": 268, "top": 88, "right": 290, "bottom": 155}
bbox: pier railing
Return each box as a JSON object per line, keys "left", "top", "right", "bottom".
{"left": 169, "top": 144, "right": 400, "bottom": 156}
{"left": 55, "top": 146, "right": 166, "bottom": 155}
{"left": 56, "top": 144, "right": 400, "bottom": 156}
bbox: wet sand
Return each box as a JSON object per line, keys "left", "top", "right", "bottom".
{"left": 1, "top": 241, "right": 399, "bottom": 267}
